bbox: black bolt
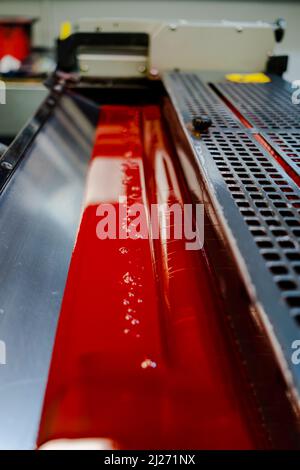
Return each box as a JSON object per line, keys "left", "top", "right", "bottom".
{"left": 274, "top": 18, "right": 286, "bottom": 43}
{"left": 192, "top": 116, "right": 212, "bottom": 132}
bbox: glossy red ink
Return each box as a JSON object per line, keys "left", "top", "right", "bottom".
{"left": 142, "top": 106, "right": 256, "bottom": 449}
{"left": 38, "top": 105, "right": 260, "bottom": 449}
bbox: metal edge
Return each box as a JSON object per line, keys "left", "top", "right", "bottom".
{"left": 0, "top": 87, "right": 64, "bottom": 194}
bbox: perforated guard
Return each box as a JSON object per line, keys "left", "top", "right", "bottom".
{"left": 214, "top": 79, "right": 300, "bottom": 130}
{"left": 163, "top": 71, "right": 300, "bottom": 398}
{"left": 262, "top": 131, "right": 300, "bottom": 178}
{"left": 165, "top": 72, "right": 242, "bottom": 129}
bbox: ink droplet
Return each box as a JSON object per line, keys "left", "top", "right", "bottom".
{"left": 141, "top": 359, "right": 157, "bottom": 369}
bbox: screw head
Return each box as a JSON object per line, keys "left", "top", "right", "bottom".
{"left": 80, "top": 64, "right": 89, "bottom": 73}
{"left": 53, "top": 83, "right": 63, "bottom": 93}
{"left": 47, "top": 97, "right": 56, "bottom": 107}
{"left": 169, "top": 23, "right": 177, "bottom": 31}
{"left": 138, "top": 64, "right": 147, "bottom": 74}
{"left": 1, "top": 161, "right": 13, "bottom": 171}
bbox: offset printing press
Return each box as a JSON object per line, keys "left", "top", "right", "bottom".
{"left": 0, "top": 18, "right": 299, "bottom": 449}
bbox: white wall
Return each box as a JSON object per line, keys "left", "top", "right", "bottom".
{"left": 0, "top": 0, "right": 299, "bottom": 80}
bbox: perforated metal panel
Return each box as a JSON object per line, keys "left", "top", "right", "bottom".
{"left": 163, "top": 71, "right": 300, "bottom": 399}
{"left": 200, "top": 130, "right": 300, "bottom": 315}
{"left": 164, "top": 72, "right": 242, "bottom": 129}
{"left": 262, "top": 131, "right": 300, "bottom": 178}
{"left": 214, "top": 80, "right": 300, "bottom": 130}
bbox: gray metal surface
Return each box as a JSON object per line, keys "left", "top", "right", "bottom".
{"left": 166, "top": 72, "right": 242, "bottom": 129}
{"left": 0, "top": 83, "right": 47, "bottom": 142}
{"left": 163, "top": 71, "right": 300, "bottom": 404}
{"left": 0, "top": 92, "right": 98, "bottom": 449}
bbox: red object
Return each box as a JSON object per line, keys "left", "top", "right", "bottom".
{"left": 37, "top": 105, "right": 263, "bottom": 449}
{"left": 0, "top": 18, "right": 34, "bottom": 61}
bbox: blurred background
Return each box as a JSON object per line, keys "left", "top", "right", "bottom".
{"left": 0, "top": 0, "right": 299, "bottom": 80}
{"left": 0, "top": 0, "right": 299, "bottom": 146}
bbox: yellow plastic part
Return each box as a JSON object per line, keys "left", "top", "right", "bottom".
{"left": 60, "top": 22, "right": 72, "bottom": 41}
{"left": 225, "top": 73, "right": 271, "bottom": 83}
